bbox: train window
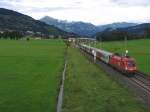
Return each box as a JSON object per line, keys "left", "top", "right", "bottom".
{"left": 127, "top": 61, "right": 135, "bottom": 67}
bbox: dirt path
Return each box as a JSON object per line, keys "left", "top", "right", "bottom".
{"left": 56, "top": 61, "right": 67, "bottom": 112}
{"left": 56, "top": 48, "right": 67, "bottom": 112}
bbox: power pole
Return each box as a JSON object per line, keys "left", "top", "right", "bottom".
{"left": 124, "top": 36, "right": 128, "bottom": 56}
{"left": 100, "top": 37, "right": 102, "bottom": 49}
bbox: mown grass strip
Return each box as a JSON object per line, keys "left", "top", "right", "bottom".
{"left": 62, "top": 47, "right": 149, "bottom": 112}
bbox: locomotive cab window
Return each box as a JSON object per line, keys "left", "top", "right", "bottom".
{"left": 127, "top": 61, "right": 135, "bottom": 67}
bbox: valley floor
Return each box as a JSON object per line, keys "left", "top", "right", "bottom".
{"left": 62, "top": 47, "right": 149, "bottom": 112}
{"left": 0, "top": 40, "right": 66, "bottom": 112}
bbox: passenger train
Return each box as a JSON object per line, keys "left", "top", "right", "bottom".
{"left": 79, "top": 44, "right": 137, "bottom": 75}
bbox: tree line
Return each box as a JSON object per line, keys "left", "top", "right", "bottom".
{"left": 0, "top": 31, "right": 23, "bottom": 40}
{"left": 96, "top": 28, "right": 150, "bottom": 41}
{"left": 0, "top": 31, "right": 69, "bottom": 39}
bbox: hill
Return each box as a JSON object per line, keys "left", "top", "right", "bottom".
{"left": 40, "top": 16, "right": 137, "bottom": 37}
{"left": 97, "top": 22, "right": 138, "bottom": 32}
{"left": 121, "top": 23, "right": 150, "bottom": 35}
{"left": 96, "top": 23, "right": 150, "bottom": 41}
{"left": 0, "top": 8, "right": 75, "bottom": 38}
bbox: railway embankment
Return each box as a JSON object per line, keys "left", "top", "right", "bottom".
{"left": 61, "top": 47, "right": 148, "bottom": 112}
{"left": 80, "top": 46, "right": 150, "bottom": 107}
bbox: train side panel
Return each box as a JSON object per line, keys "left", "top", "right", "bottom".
{"left": 96, "top": 50, "right": 112, "bottom": 63}
{"left": 109, "top": 55, "right": 125, "bottom": 72}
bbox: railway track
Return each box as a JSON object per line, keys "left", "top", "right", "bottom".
{"left": 80, "top": 48, "right": 150, "bottom": 103}
{"left": 85, "top": 50, "right": 150, "bottom": 94}
{"left": 129, "top": 71, "right": 150, "bottom": 94}
{"left": 130, "top": 76, "right": 150, "bottom": 94}
{"left": 135, "top": 71, "right": 150, "bottom": 81}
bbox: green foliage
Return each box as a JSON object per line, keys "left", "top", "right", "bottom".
{"left": 96, "top": 29, "right": 142, "bottom": 42}
{"left": 0, "top": 40, "right": 66, "bottom": 112}
{"left": 144, "top": 28, "right": 150, "bottom": 38}
{"left": 26, "top": 37, "right": 30, "bottom": 41}
{"left": 62, "top": 48, "right": 148, "bottom": 112}
{"left": 0, "top": 31, "right": 23, "bottom": 39}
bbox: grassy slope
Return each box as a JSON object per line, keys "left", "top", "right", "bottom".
{"left": 95, "top": 39, "right": 150, "bottom": 75}
{"left": 0, "top": 40, "right": 65, "bottom": 112}
{"left": 62, "top": 48, "right": 149, "bottom": 112}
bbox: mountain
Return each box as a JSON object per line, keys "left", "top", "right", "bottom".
{"left": 97, "top": 22, "right": 138, "bottom": 32}
{"left": 96, "top": 23, "right": 150, "bottom": 41}
{"left": 0, "top": 8, "right": 75, "bottom": 38}
{"left": 40, "top": 16, "right": 98, "bottom": 37}
{"left": 40, "top": 16, "right": 138, "bottom": 37}
{"left": 121, "top": 23, "right": 150, "bottom": 35}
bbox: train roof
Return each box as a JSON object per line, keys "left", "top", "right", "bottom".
{"left": 80, "top": 44, "right": 113, "bottom": 56}
{"left": 94, "top": 48, "right": 113, "bottom": 56}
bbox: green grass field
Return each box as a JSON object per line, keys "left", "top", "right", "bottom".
{"left": 62, "top": 48, "right": 149, "bottom": 112}
{"left": 94, "top": 39, "right": 150, "bottom": 75}
{"left": 0, "top": 40, "right": 66, "bottom": 112}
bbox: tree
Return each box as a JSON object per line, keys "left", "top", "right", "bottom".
{"left": 96, "top": 29, "right": 129, "bottom": 41}
{"left": 0, "top": 31, "right": 23, "bottom": 39}
{"left": 144, "top": 28, "right": 150, "bottom": 38}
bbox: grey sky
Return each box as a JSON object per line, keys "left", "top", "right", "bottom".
{"left": 0, "top": 0, "right": 150, "bottom": 25}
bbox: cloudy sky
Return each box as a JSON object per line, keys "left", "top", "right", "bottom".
{"left": 0, "top": 0, "right": 150, "bottom": 25}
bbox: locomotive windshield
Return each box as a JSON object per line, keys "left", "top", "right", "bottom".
{"left": 127, "top": 61, "right": 135, "bottom": 67}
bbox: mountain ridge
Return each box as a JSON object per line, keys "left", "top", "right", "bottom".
{"left": 40, "top": 16, "right": 138, "bottom": 37}
{"left": 40, "top": 16, "right": 97, "bottom": 37}
{"left": 0, "top": 8, "right": 76, "bottom": 38}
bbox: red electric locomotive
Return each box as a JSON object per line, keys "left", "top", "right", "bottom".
{"left": 109, "top": 54, "right": 137, "bottom": 74}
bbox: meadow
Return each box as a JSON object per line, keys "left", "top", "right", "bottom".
{"left": 0, "top": 40, "right": 66, "bottom": 112}
{"left": 62, "top": 48, "right": 149, "bottom": 112}
{"left": 95, "top": 39, "right": 150, "bottom": 75}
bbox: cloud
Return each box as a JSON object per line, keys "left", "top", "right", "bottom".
{"left": 0, "top": 0, "right": 150, "bottom": 25}
{"left": 0, "top": 1, "right": 13, "bottom": 7}
{"left": 26, "top": 7, "right": 81, "bottom": 13}
{"left": 111, "top": 0, "right": 150, "bottom": 6}
{"left": 9, "top": 0, "right": 23, "bottom": 2}
{"left": 0, "top": 0, "right": 81, "bottom": 11}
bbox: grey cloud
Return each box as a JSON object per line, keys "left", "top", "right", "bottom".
{"left": 0, "top": 1, "right": 14, "bottom": 8}
{"left": 1, "top": 0, "right": 23, "bottom": 2}
{"left": 0, "top": 0, "right": 80, "bottom": 13}
{"left": 27, "top": 7, "right": 80, "bottom": 13}
{"left": 111, "top": 0, "right": 150, "bottom": 6}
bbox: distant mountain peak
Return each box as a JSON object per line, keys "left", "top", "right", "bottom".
{"left": 40, "top": 16, "right": 98, "bottom": 37}
{"left": 40, "top": 16, "right": 138, "bottom": 37}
